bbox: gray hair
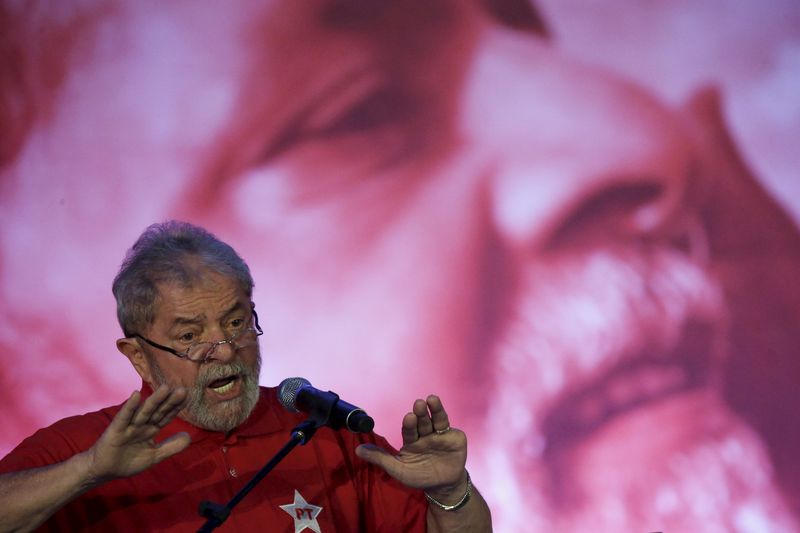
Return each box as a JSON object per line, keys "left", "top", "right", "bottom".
{"left": 112, "top": 221, "right": 254, "bottom": 336}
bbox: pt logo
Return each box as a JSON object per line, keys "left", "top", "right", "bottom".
{"left": 279, "top": 490, "right": 323, "bottom": 533}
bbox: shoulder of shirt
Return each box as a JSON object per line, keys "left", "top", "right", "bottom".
{"left": 37, "top": 401, "right": 123, "bottom": 442}
{"left": 0, "top": 400, "right": 125, "bottom": 471}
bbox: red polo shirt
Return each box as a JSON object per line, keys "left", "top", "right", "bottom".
{"left": 0, "top": 385, "right": 428, "bottom": 532}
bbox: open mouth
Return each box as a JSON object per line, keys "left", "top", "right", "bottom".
{"left": 207, "top": 375, "right": 239, "bottom": 394}
{"left": 539, "top": 320, "right": 716, "bottom": 458}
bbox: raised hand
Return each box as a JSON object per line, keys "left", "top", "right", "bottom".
{"left": 86, "top": 385, "right": 191, "bottom": 483}
{"left": 355, "top": 394, "right": 468, "bottom": 494}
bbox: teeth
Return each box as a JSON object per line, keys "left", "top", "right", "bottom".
{"left": 211, "top": 380, "right": 235, "bottom": 394}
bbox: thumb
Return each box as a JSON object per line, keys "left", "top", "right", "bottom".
{"left": 153, "top": 432, "right": 191, "bottom": 464}
{"left": 355, "top": 444, "right": 400, "bottom": 477}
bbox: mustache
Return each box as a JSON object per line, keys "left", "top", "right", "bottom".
{"left": 495, "top": 248, "right": 723, "bottom": 400}
{"left": 195, "top": 359, "right": 256, "bottom": 388}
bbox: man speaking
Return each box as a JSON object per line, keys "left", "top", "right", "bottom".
{"left": 0, "top": 221, "right": 491, "bottom": 532}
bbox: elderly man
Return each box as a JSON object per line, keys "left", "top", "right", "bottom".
{"left": 0, "top": 221, "right": 492, "bottom": 531}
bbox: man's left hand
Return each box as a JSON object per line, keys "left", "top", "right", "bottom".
{"left": 355, "top": 395, "right": 468, "bottom": 498}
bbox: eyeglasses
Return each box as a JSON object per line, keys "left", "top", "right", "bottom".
{"left": 133, "top": 310, "right": 263, "bottom": 363}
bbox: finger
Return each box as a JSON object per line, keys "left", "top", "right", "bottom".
{"left": 131, "top": 424, "right": 162, "bottom": 442}
{"left": 155, "top": 392, "right": 188, "bottom": 428}
{"left": 355, "top": 444, "right": 401, "bottom": 478}
{"left": 134, "top": 385, "right": 187, "bottom": 426}
{"left": 426, "top": 394, "right": 451, "bottom": 433}
{"left": 401, "top": 412, "right": 419, "bottom": 446}
{"left": 413, "top": 399, "right": 434, "bottom": 437}
{"left": 109, "top": 391, "right": 142, "bottom": 431}
{"left": 131, "top": 385, "right": 172, "bottom": 425}
{"left": 148, "top": 388, "right": 188, "bottom": 426}
{"left": 152, "top": 432, "right": 191, "bottom": 464}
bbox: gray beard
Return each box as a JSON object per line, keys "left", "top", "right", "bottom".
{"left": 148, "top": 354, "right": 262, "bottom": 433}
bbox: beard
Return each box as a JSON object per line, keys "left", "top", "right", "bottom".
{"left": 148, "top": 352, "right": 262, "bottom": 433}
{"left": 477, "top": 246, "right": 798, "bottom": 530}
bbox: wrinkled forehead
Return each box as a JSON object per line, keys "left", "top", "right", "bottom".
{"left": 150, "top": 267, "right": 249, "bottom": 313}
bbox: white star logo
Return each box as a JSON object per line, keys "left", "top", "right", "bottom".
{"left": 279, "top": 489, "right": 324, "bottom": 533}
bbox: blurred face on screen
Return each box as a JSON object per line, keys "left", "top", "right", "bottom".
{"left": 2, "top": 0, "right": 797, "bottom": 530}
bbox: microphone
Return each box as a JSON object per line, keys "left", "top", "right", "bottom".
{"left": 277, "top": 377, "right": 375, "bottom": 433}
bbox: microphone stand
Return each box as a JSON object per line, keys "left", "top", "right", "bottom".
{"left": 196, "top": 418, "right": 320, "bottom": 532}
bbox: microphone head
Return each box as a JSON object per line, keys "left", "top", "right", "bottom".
{"left": 277, "top": 377, "right": 311, "bottom": 413}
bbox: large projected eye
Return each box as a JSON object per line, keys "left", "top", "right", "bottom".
{"left": 311, "top": 85, "right": 415, "bottom": 139}
{"left": 543, "top": 180, "right": 669, "bottom": 250}
{"left": 258, "top": 68, "right": 423, "bottom": 167}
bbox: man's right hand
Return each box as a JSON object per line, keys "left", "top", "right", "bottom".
{"left": 86, "top": 385, "right": 191, "bottom": 483}
{"left": 0, "top": 385, "right": 190, "bottom": 532}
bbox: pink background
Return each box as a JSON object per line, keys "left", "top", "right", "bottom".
{"left": 1, "top": 1, "right": 799, "bottom": 530}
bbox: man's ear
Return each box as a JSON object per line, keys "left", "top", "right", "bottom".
{"left": 117, "top": 337, "right": 155, "bottom": 384}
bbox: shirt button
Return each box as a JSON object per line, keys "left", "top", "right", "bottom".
{"left": 229, "top": 468, "right": 238, "bottom": 478}
{"left": 221, "top": 446, "right": 228, "bottom": 453}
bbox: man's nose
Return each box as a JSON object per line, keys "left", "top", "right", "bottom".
{"left": 203, "top": 338, "right": 237, "bottom": 363}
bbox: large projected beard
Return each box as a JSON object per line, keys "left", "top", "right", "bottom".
{"left": 483, "top": 244, "right": 798, "bottom": 530}
{"left": 147, "top": 354, "right": 262, "bottom": 433}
